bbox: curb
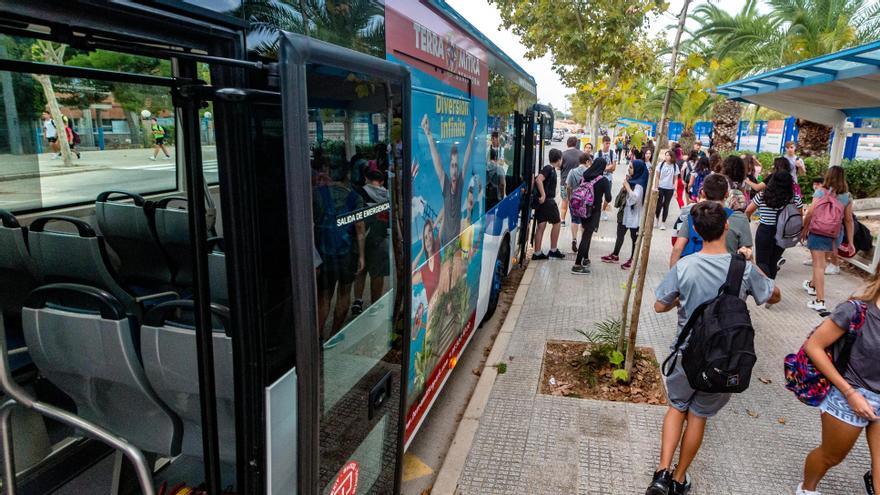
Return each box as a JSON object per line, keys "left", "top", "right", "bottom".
{"left": 0, "top": 165, "right": 109, "bottom": 182}
{"left": 430, "top": 261, "right": 535, "bottom": 495}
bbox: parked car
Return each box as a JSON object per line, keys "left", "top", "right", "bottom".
{"left": 551, "top": 129, "right": 565, "bottom": 142}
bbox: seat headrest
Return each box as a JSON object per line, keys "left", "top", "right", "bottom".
{"left": 29, "top": 216, "right": 96, "bottom": 238}
{"left": 24, "top": 283, "right": 128, "bottom": 320}
{"left": 96, "top": 191, "right": 146, "bottom": 206}
{"left": 0, "top": 209, "right": 19, "bottom": 229}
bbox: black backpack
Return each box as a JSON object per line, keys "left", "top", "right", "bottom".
{"left": 662, "top": 254, "right": 757, "bottom": 393}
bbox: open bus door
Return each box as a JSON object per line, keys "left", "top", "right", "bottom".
{"left": 523, "top": 104, "right": 554, "bottom": 255}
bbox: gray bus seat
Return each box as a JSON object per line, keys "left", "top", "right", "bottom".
{"left": 27, "top": 216, "right": 145, "bottom": 316}
{"left": 0, "top": 210, "right": 41, "bottom": 370}
{"left": 95, "top": 191, "right": 174, "bottom": 289}
{"left": 154, "top": 197, "right": 217, "bottom": 288}
{"left": 141, "top": 300, "right": 235, "bottom": 462}
{"left": 22, "top": 283, "right": 182, "bottom": 456}
{"left": 207, "top": 237, "right": 228, "bottom": 306}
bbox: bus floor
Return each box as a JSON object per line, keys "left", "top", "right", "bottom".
{"left": 401, "top": 264, "right": 526, "bottom": 495}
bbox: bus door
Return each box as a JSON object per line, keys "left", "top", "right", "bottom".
{"left": 524, "top": 105, "right": 553, "bottom": 251}
{"left": 279, "top": 33, "right": 411, "bottom": 494}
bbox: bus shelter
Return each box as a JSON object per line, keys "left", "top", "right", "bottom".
{"left": 717, "top": 39, "right": 880, "bottom": 166}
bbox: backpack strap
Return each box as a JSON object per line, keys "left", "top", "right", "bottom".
{"left": 722, "top": 254, "right": 747, "bottom": 297}
{"left": 835, "top": 300, "right": 868, "bottom": 374}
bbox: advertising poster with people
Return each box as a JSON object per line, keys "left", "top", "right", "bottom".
{"left": 385, "top": 0, "right": 490, "bottom": 442}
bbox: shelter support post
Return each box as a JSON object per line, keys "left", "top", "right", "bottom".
{"left": 829, "top": 118, "right": 847, "bottom": 166}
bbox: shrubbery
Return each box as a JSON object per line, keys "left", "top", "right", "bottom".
{"left": 735, "top": 150, "right": 878, "bottom": 199}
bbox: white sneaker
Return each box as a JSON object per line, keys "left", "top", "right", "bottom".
{"left": 796, "top": 482, "right": 821, "bottom": 495}
{"left": 808, "top": 299, "right": 827, "bottom": 312}
{"left": 149, "top": 156, "right": 156, "bottom": 161}
{"left": 50, "top": 153, "right": 59, "bottom": 160}
{"left": 601, "top": 212, "right": 609, "bottom": 221}
{"left": 803, "top": 259, "right": 813, "bottom": 266}
{"left": 660, "top": 223, "right": 666, "bottom": 231}
{"left": 825, "top": 264, "right": 840, "bottom": 275}
{"left": 165, "top": 155, "right": 172, "bottom": 160}
{"left": 803, "top": 280, "right": 817, "bottom": 296}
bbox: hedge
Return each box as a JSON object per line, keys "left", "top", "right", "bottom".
{"left": 740, "top": 150, "right": 879, "bottom": 199}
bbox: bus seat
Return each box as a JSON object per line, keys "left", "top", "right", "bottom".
{"left": 95, "top": 191, "right": 174, "bottom": 289}
{"left": 141, "top": 300, "right": 235, "bottom": 463}
{"left": 22, "top": 283, "right": 182, "bottom": 456}
{"left": 208, "top": 237, "right": 228, "bottom": 306}
{"left": 154, "top": 197, "right": 217, "bottom": 288}
{"left": 0, "top": 209, "right": 41, "bottom": 316}
{"left": 27, "top": 216, "right": 141, "bottom": 316}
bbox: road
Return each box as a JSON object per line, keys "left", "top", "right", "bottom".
{"left": 0, "top": 146, "right": 218, "bottom": 211}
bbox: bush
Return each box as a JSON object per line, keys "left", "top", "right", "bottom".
{"left": 754, "top": 151, "right": 777, "bottom": 173}
{"left": 795, "top": 156, "right": 880, "bottom": 200}
{"left": 799, "top": 155, "right": 829, "bottom": 198}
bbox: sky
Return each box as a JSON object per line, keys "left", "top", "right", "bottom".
{"left": 446, "top": 0, "right": 751, "bottom": 113}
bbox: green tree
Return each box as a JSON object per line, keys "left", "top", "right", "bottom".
{"left": 693, "top": 0, "right": 880, "bottom": 155}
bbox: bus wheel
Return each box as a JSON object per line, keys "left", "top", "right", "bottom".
{"left": 482, "top": 244, "right": 508, "bottom": 324}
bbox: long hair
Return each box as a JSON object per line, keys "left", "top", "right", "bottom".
{"left": 771, "top": 157, "right": 790, "bottom": 175}
{"left": 722, "top": 155, "right": 745, "bottom": 183}
{"left": 854, "top": 262, "right": 880, "bottom": 303}
{"left": 693, "top": 156, "right": 710, "bottom": 175}
{"left": 709, "top": 151, "right": 723, "bottom": 173}
{"left": 763, "top": 172, "right": 794, "bottom": 209}
{"left": 824, "top": 165, "right": 849, "bottom": 194}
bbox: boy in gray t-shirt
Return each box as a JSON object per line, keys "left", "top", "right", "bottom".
{"left": 646, "top": 202, "right": 779, "bottom": 495}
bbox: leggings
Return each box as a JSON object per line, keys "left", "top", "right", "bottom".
{"left": 576, "top": 211, "right": 601, "bottom": 265}
{"left": 612, "top": 222, "right": 639, "bottom": 260}
{"left": 754, "top": 223, "right": 785, "bottom": 279}
{"left": 655, "top": 187, "right": 675, "bottom": 222}
{"left": 675, "top": 178, "right": 685, "bottom": 208}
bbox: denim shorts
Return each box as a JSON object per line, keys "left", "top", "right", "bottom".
{"left": 807, "top": 233, "right": 835, "bottom": 252}
{"left": 568, "top": 207, "right": 581, "bottom": 225}
{"left": 819, "top": 385, "right": 880, "bottom": 427}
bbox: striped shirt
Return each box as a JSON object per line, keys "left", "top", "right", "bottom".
{"left": 752, "top": 192, "right": 803, "bottom": 226}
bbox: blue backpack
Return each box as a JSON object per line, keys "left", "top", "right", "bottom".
{"left": 691, "top": 171, "right": 709, "bottom": 199}
{"left": 680, "top": 207, "right": 734, "bottom": 257}
{"left": 316, "top": 186, "right": 358, "bottom": 257}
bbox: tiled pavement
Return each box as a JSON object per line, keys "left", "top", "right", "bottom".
{"left": 457, "top": 175, "right": 872, "bottom": 494}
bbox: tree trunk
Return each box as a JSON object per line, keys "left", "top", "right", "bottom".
{"left": 710, "top": 99, "right": 740, "bottom": 154}
{"left": 33, "top": 74, "right": 72, "bottom": 166}
{"left": 590, "top": 104, "right": 601, "bottom": 146}
{"left": 126, "top": 111, "right": 144, "bottom": 148}
{"left": 679, "top": 126, "right": 696, "bottom": 153}
{"left": 0, "top": 43, "right": 23, "bottom": 155}
{"left": 796, "top": 119, "right": 831, "bottom": 157}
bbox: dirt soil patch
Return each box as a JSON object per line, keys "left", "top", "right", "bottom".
{"left": 539, "top": 340, "right": 667, "bottom": 405}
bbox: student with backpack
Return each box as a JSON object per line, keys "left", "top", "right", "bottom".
{"left": 686, "top": 156, "right": 710, "bottom": 204}
{"left": 722, "top": 155, "right": 750, "bottom": 212}
{"left": 653, "top": 151, "right": 679, "bottom": 230}
{"left": 150, "top": 117, "right": 172, "bottom": 160}
{"left": 802, "top": 166, "right": 855, "bottom": 313}
{"left": 669, "top": 174, "right": 753, "bottom": 268}
{"left": 602, "top": 151, "right": 648, "bottom": 269}
{"left": 791, "top": 263, "right": 880, "bottom": 495}
{"left": 570, "top": 156, "right": 611, "bottom": 274}
{"left": 744, "top": 169, "right": 803, "bottom": 281}
{"left": 596, "top": 136, "right": 616, "bottom": 221}
{"left": 565, "top": 152, "right": 592, "bottom": 253}
{"left": 647, "top": 201, "right": 780, "bottom": 495}
{"left": 679, "top": 151, "right": 697, "bottom": 206}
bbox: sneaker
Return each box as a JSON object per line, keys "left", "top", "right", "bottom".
{"left": 50, "top": 153, "right": 59, "bottom": 160}
{"left": 601, "top": 212, "right": 609, "bottom": 221}
{"left": 165, "top": 154, "right": 172, "bottom": 160}
{"left": 561, "top": 220, "right": 567, "bottom": 227}
{"left": 621, "top": 259, "right": 633, "bottom": 270}
{"left": 825, "top": 264, "right": 840, "bottom": 275}
{"left": 660, "top": 223, "right": 666, "bottom": 231}
{"left": 572, "top": 240, "right": 578, "bottom": 253}
{"left": 351, "top": 299, "right": 364, "bottom": 316}
{"left": 532, "top": 252, "right": 548, "bottom": 260}
{"left": 601, "top": 254, "right": 619, "bottom": 263}
{"left": 803, "top": 258, "right": 813, "bottom": 266}
{"left": 808, "top": 299, "right": 827, "bottom": 312}
{"left": 777, "top": 257, "right": 787, "bottom": 270}
{"left": 581, "top": 259, "right": 591, "bottom": 266}
{"left": 796, "top": 483, "right": 821, "bottom": 495}
{"left": 803, "top": 280, "right": 817, "bottom": 296}
{"left": 548, "top": 249, "right": 566, "bottom": 259}
{"left": 866, "top": 470, "right": 875, "bottom": 495}
{"left": 671, "top": 474, "right": 692, "bottom": 495}
{"left": 571, "top": 265, "right": 590, "bottom": 275}
{"left": 645, "top": 469, "right": 673, "bottom": 495}
{"left": 149, "top": 156, "right": 157, "bottom": 161}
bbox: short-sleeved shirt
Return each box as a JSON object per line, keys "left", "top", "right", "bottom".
{"left": 441, "top": 171, "right": 464, "bottom": 247}
{"left": 566, "top": 165, "right": 588, "bottom": 191}
{"left": 657, "top": 162, "right": 679, "bottom": 190}
{"left": 595, "top": 149, "right": 615, "bottom": 180}
{"left": 560, "top": 148, "right": 583, "bottom": 183}
{"left": 623, "top": 184, "right": 644, "bottom": 229}
{"left": 829, "top": 300, "right": 880, "bottom": 393}
{"left": 43, "top": 119, "right": 56, "bottom": 138}
{"left": 784, "top": 155, "right": 801, "bottom": 182}
{"left": 656, "top": 253, "right": 775, "bottom": 338}
{"left": 751, "top": 192, "right": 803, "bottom": 226}
{"left": 675, "top": 203, "right": 753, "bottom": 253}
{"left": 539, "top": 165, "right": 557, "bottom": 200}
{"left": 813, "top": 188, "right": 851, "bottom": 208}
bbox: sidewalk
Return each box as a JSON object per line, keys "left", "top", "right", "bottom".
{"left": 453, "top": 168, "right": 872, "bottom": 494}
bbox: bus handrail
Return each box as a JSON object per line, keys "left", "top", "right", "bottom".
{"left": 0, "top": 314, "right": 156, "bottom": 495}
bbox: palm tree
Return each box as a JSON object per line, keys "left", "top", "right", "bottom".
{"left": 693, "top": 0, "right": 880, "bottom": 155}
{"left": 242, "top": 0, "right": 385, "bottom": 58}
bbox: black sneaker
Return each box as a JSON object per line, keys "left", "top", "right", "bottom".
{"left": 582, "top": 259, "right": 591, "bottom": 266}
{"left": 866, "top": 471, "right": 875, "bottom": 495}
{"left": 532, "top": 252, "right": 548, "bottom": 260}
{"left": 671, "top": 474, "right": 692, "bottom": 495}
{"left": 571, "top": 240, "right": 578, "bottom": 253}
{"left": 548, "top": 249, "right": 566, "bottom": 259}
{"left": 645, "top": 469, "right": 673, "bottom": 495}
{"left": 571, "top": 265, "right": 590, "bottom": 275}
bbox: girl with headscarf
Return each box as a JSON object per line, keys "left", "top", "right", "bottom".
{"left": 571, "top": 157, "right": 612, "bottom": 274}
{"left": 602, "top": 150, "right": 649, "bottom": 269}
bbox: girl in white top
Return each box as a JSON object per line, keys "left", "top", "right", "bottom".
{"left": 604, "top": 157, "right": 648, "bottom": 270}
{"left": 653, "top": 150, "right": 679, "bottom": 230}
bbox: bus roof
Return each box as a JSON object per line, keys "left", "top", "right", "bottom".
{"left": 427, "top": 0, "right": 537, "bottom": 93}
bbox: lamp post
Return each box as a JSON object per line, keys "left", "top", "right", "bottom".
{"left": 203, "top": 111, "right": 213, "bottom": 145}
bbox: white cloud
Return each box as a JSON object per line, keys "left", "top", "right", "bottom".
{"left": 412, "top": 195, "right": 427, "bottom": 219}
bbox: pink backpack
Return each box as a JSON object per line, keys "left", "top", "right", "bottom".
{"left": 570, "top": 176, "right": 601, "bottom": 219}
{"left": 809, "top": 191, "right": 844, "bottom": 238}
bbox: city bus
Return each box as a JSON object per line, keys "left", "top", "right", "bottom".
{"left": 0, "top": 1, "right": 549, "bottom": 493}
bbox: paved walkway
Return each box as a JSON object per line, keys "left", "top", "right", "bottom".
{"left": 456, "top": 167, "right": 872, "bottom": 494}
